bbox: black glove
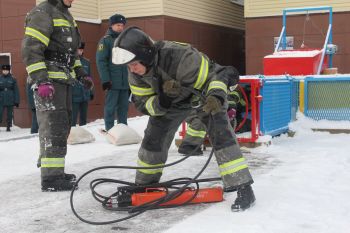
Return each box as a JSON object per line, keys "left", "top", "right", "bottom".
{"left": 162, "top": 79, "right": 181, "bottom": 97}
{"left": 203, "top": 96, "right": 223, "bottom": 114}
{"left": 90, "top": 94, "right": 94, "bottom": 100}
{"left": 102, "top": 81, "right": 112, "bottom": 91}
{"left": 14, "top": 103, "right": 19, "bottom": 108}
{"left": 82, "top": 76, "right": 94, "bottom": 90}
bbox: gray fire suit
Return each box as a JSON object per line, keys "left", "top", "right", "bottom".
{"left": 129, "top": 41, "right": 253, "bottom": 189}
{"left": 21, "top": 0, "right": 86, "bottom": 180}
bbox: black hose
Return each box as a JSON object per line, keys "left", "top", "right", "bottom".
{"left": 70, "top": 87, "right": 220, "bottom": 225}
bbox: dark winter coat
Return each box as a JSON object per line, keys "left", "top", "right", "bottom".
{"left": 96, "top": 28, "right": 128, "bottom": 90}
{"left": 21, "top": 0, "right": 87, "bottom": 85}
{"left": 72, "top": 56, "right": 92, "bottom": 102}
{"left": 0, "top": 74, "right": 20, "bottom": 106}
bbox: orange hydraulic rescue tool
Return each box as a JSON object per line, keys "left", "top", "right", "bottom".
{"left": 111, "top": 186, "right": 223, "bottom": 208}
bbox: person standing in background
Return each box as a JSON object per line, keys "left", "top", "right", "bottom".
{"left": 0, "top": 64, "right": 20, "bottom": 132}
{"left": 71, "top": 42, "right": 94, "bottom": 126}
{"left": 96, "top": 13, "right": 129, "bottom": 131}
{"left": 26, "top": 78, "right": 39, "bottom": 134}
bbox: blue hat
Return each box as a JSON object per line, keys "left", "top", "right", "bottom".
{"left": 109, "top": 14, "right": 126, "bottom": 26}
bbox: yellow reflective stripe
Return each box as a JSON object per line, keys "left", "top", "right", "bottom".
{"left": 187, "top": 126, "right": 206, "bottom": 138}
{"left": 74, "top": 59, "right": 82, "bottom": 68}
{"left": 53, "top": 19, "right": 72, "bottom": 27}
{"left": 41, "top": 158, "right": 65, "bottom": 168}
{"left": 208, "top": 80, "right": 227, "bottom": 93}
{"left": 48, "top": 71, "right": 76, "bottom": 79}
{"left": 73, "top": 20, "right": 78, "bottom": 27}
{"left": 130, "top": 84, "right": 155, "bottom": 96}
{"left": 219, "top": 158, "right": 248, "bottom": 176}
{"left": 25, "top": 27, "right": 49, "bottom": 46}
{"left": 145, "top": 96, "right": 161, "bottom": 116}
{"left": 194, "top": 56, "right": 209, "bottom": 90}
{"left": 26, "top": 62, "right": 47, "bottom": 74}
{"left": 137, "top": 159, "right": 164, "bottom": 174}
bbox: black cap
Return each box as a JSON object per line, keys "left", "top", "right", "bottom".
{"left": 1, "top": 64, "right": 11, "bottom": 70}
{"left": 79, "top": 41, "right": 85, "bottom": 49}
{"left": 109, "top": 14, "right": 126, "bottom": 26}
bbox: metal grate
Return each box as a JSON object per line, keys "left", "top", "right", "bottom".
{"left": 305, "top": 76, "right": 350, "bottom": 120}
{"left": 259, "top": 76, "right": 292, "bottom": 136}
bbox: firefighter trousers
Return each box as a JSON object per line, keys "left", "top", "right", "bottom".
{"left": 34, "top": 82, "right": 72, "bottom": 180}
{"left": 135, "top": 106, "right": 253, "bottom": 189}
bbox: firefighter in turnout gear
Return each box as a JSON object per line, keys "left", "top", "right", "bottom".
{"left": 71, "top": 42, "right": 93, "bottom": 126}
{"left": 96, "top": 14, "right": 129, "bottom": 131}
{"left": 0, "top": 65, "right": 20, "bottom": 132}
{"left": 112, "top": 27, "right": 256, "bottom": 211}
{"left": 21, "top": 0, "right": 93, "bottom": 191}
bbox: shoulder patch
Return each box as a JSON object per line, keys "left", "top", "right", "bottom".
{"left": 98, "top": 43, "right": 104, "bottom": 51}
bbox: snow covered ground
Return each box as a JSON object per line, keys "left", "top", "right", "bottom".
{"left": 1, "top": 113, "right": 350, "bottom": 233}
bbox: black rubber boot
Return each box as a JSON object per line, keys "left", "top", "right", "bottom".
{"left": 178, "top": 144, "right": 203, "bottom": 156}
{"left": 6, "top": 126, "right": 10, "bottom": 132}
{"left": 64, "top": 173, "right": 76, "bottom": 181}
{"left": 41, "top": 176, "right": 77, "bottom": 192}
{"left": 231, "top": 184, "right": 256, "bottom": 212}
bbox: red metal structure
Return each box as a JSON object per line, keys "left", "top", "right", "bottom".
{"left": 178, "top": 77, "right": 262, "bottom": 144}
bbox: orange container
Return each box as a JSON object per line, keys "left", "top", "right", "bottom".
{"left": 131, "top": 187, "right": 223, "bottom": 206}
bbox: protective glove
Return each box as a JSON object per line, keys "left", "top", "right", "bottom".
{"left": 227, "top": 108, "right": 236, "bottom": 120}
{"left": 82, "top": 76, "right": 94, "bottom": 90}
{"left": 162, "top": 79, "right": 181, "bottom": 98}
{"left": 102, "top": 81, "right": 112, "bottom": 91}
{"left": 203, "top": 95, "right": 223, "bottom": 114}
{"left": 159, "top": 90, "right": 174, "bottom": 109}
{"left": 37, "top": 83, "right": 55, "bottom": 98}
{"left": 90, "top": 94, "right": 94, "bottom": 101}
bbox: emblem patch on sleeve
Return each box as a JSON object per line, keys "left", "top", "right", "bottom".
{"left": 98, "top": 44, "right": 104, "bottom": 51}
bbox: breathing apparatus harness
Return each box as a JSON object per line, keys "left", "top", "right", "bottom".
{"left": 70, "top": 86, "right": 225, "bottom": 225}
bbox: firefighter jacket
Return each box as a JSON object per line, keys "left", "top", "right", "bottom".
{"left": 0, "top": 74, "right": 20, "bottom": 107}
{"left": 129, "top": 41, "right": 239, "bottom": 116}
{"left": 21, "top": 0, "right": 86, "bottom": 85}
{"left": 96, "top": 28, "right": 129, "bottom": 90}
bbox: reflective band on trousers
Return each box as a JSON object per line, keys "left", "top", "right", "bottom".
{"left": 207, "top": 80, "right": 227, "bottom": 93}
{"left": 41, "top": 158, "right": 65, "bottom": 168}
{"left": 48, "top": 71, "right": 76, "bottom": 80}
{"left": 26, "top": 62, "right": 47, "bottom": 74}
{"left": 145, "top": 96, "right": 162, "bottom": 116}
{"left": 193, "top": 56, "right": 209, "bottom": 90}
{"left": 74, "top": 59, "right": 82, "bottom": 68}
{"left": 25, "top": 27, "right": 50, "bottom": 46}
{"left": 187, "top": 126, "right": 206, "bottom": 138}
{"left": 219, "top": 158, "right": 248, "bottom": 176}
{"left": 130, "top": 84, "right": 155, "bottom": 96}
{"left": 137, "top": 159, "right": 164, "bottom": 175}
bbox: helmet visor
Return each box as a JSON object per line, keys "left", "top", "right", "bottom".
{"left": 112, "top": 47, "right": 136, "bottom": 65}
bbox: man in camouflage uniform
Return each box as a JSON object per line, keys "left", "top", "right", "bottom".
{"left": 21, "top": 0, "right": 93, "bottom": 191}
{"left": 0, "top": 65, "right": 20, "bottom": 132}
{"left": 112, "top": 27, "right": 256, "bottom": 211}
